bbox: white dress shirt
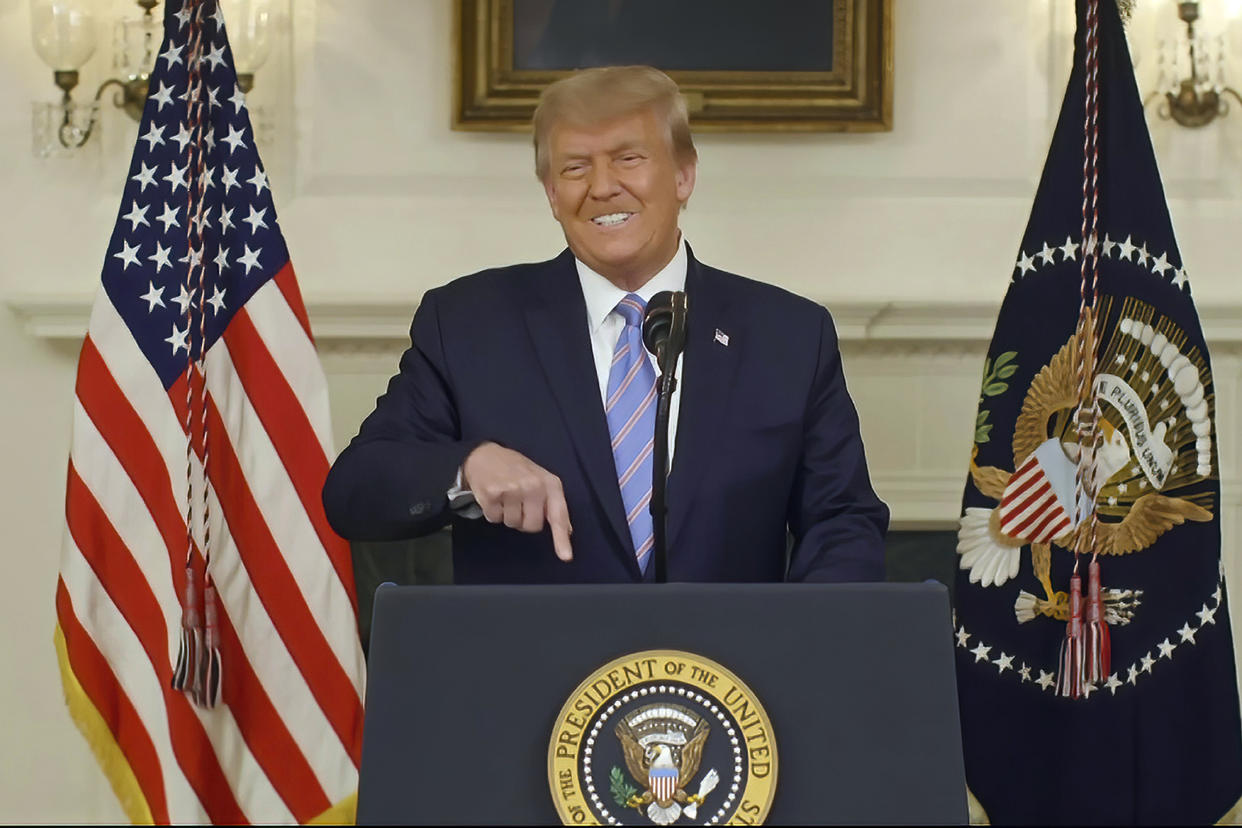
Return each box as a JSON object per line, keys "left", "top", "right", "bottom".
{"left": 449, "top": 239, "right": 688, "bottom": 510}
{"left": 575, "top": 238, "right": 686, "bottom": 463}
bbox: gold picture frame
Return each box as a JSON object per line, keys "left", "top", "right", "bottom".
{"left": 454, "top": 0, "right": 893, "bottom": 132}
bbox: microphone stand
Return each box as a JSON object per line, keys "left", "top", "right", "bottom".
{"left": 650, "top": 295, "right": 687, "bottom": 583}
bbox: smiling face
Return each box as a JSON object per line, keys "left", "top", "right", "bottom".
{"left": 542, "top": 107, "right": 696, "bottom": 291}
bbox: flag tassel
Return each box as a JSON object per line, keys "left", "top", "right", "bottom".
{"left": 1085, "top": 559, "right": 1111, "bottom": 682}
{"left": 201, "top": 582, "right": 223, "bottom": 708}
{"left": 1055, "top": 572, "right": 1086, "bottom": 698}
{"left": 170, "top": 565, "right": 204, "bottom": 700}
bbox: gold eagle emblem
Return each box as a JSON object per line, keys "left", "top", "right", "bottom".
{"left": 959, "top": 301, "right": 1215, "bottom": 625}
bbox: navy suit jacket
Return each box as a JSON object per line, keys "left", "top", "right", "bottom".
{"left": 322, "top": 246, "right": 889, "bottom": 583}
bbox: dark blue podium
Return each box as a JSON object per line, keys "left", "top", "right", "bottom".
{"left": 357, "top": 582, "right": 966, "bottom": 825}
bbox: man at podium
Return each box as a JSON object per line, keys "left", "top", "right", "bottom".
{"left": 322, "top": 66, "right": 888, "bottom": 585}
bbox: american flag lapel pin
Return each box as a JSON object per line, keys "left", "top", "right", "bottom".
{"left": 714, "top": 328, "right": 730, "bottom": 347}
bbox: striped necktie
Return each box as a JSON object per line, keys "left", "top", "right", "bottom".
{"left": 605, "top": 294, "right": 658, "bottom": 570}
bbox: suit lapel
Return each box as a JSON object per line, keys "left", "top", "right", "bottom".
{"left": 667, "top": 249, "right": 741, "bottom": 554}
{"left": 524, "top": 251, "right": 637, "bottom": 572}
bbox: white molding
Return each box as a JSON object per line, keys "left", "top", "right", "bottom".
{"left": 10, "top": 293, "right": 1242, "bottom": 347}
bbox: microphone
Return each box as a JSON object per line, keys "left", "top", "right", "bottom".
{"left": 642, "top": 291, "right": 688, "bottom": 371}
{"left": 640, "top": 290, "right": 687, "bottom": 585}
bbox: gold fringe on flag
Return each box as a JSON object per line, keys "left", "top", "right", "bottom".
{"left": 54, "top": 625, "right": 154, "bottom": 825}
{"left": 310, "top": 791, "right": 358, "bottom": 825}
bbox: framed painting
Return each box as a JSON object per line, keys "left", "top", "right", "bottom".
{"left": 454, "top": 0, "right": 893, "bottom": 132}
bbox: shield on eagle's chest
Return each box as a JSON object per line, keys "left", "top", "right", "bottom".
{"left": 649, "top": 764, "right": 678, "bottom": 805}
{"left": 997, "top": 440, "right": 1074, "bottom": 543}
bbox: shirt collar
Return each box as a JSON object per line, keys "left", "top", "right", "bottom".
{"left": 576, "top": 237, "right": 689, "bottom": 333}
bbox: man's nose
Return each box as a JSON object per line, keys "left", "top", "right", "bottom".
{"left": 586, "top": 164, "right": 621, "bottom": 199}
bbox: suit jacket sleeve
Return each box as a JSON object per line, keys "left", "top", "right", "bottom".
{"left": 786, "top": 307, "right": 890, "bottom": 582}
{"left": 322, "top": 290, "right": 481, "bottom": 541}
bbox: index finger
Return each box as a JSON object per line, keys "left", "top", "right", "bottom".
{"left": 545, "top": 482, "right": 574, "bottom": 562}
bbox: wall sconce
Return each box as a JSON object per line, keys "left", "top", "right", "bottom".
{"left": 1145, "top": 0, "right": 1242, "bottom": 127}
{"left": 30, "top": 0, "right": 274, "bottom": 158}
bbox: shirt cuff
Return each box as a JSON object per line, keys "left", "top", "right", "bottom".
{"left": 447, "top": 467, "right": 483, "bottom": 519}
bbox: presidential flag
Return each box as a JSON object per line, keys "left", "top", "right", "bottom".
{"left": 54, "top": 0, "right": 365, "bottom": 822}
{"left": 954, "top": 0, "right": 1242, "bottom": 822}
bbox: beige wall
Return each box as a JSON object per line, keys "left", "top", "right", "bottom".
{"left": 3, "top": 0, "right": 1242, "bottom": 821}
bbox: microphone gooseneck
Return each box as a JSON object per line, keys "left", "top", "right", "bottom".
{"left": 642, "top": 291, "right": 687, "bottom": 584}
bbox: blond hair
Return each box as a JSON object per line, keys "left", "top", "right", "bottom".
{"left": 532, "top": 65, "right": 697, "bottom": 180}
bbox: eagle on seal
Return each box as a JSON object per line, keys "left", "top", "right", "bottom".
{"left": 959, "top": 323, "right": 1212, "bottom": 625}
{"left": 615, "top": 705, "right": 717, "bottom": 825}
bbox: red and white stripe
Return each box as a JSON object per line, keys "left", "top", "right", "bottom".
{"left": 58, "top": 266, "right": 365, "bottom": 823}
{"left": 998, "top": 453, "right": 1073, "bottom": 543}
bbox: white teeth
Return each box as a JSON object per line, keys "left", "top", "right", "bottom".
{"left": 592, "top": 212, "right": 632, "bottom": 226}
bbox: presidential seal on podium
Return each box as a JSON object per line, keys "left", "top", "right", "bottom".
{"left": 548, "top": 650, "right": 777, "bottom": 825}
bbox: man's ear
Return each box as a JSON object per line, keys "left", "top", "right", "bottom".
{"left": 675, "top": 161, "right": 697, "bottom": 204}
{"left": 544, "top": 178, "right": 561, "bottom": 220}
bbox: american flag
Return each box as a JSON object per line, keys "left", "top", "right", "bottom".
{"left": 55, "top": 0, "right": 365, "bottom": 822}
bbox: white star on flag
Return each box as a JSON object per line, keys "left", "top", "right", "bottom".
{"left": 172, "top": 283, "right": 193, "bottom": 314}
{"left": 149, "top": 81, "right": 176, "bottom": 111}
{"left": 122, "top": 201, "right": 149, "bottom": 231}
{"left": 164, "top": 322, "right": 188, "bottom": 354}
{"left": 248, "top": 167, "right": 269, "bottom": 196}
{"left": 172, "top": 123, "right": 193, "bottom": 152}
{"left": 207, "top": 287, "right": 227, "bottom": 315}
{"left": 158, "top": 42, "right": 183, "bottom": 67}
{"left": 238, "top": 245, "right": 263, "bottom": 275}
{"left": 179, "top": 247, "right": 203, "bottom": 269}
{"left": 140, "top": 282, "right": 165, "bottom": 312}
{"left": 113, "top": 241, "right": 141, "bottom": 270}
{"left": 157, "top": 202, "right": 181, "bottom": 232}
{"left": 140, "top": 122, "right": 166, "bottom": 150}
{"left": 164, "top": 162, "right": 189, "bottom": 193}
{"left": 1016, "top": 252, "right": 1036, "bottom": 275}
{"left": 149, "top": 242, "right": 173, "bottom": 273}
{"left": 243, "top": 206, "right": 268, "bottom": 234}
{"left": 222, "top": 124, "right": 246, "bottom": 153}
{"left": 1151, "top": 251, "right": 1171, "bottom": 275}
{"left": 204, "top": 43, "right": 227, "bottom": 70}
{"left": 1117, "top": 234, "right": 1136, "bottom": 260}
{"left": 131, "top": 162, "right": 158, "bottom": 191}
